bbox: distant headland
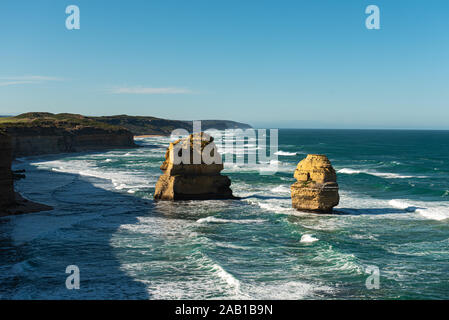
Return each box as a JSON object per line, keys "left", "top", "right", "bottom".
{"left": 92, "top": 115, "right": 252, "bottom": 137}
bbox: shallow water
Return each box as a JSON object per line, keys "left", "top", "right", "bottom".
{"left": 1, "top": 129, "right": 448, "bottom": 299}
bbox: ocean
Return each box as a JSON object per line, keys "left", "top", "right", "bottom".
{"left": 1, "top": 129, "right": 448, "bottom": 299}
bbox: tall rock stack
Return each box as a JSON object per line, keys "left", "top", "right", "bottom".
{"left": 291, "top": 154, "right": 339, "bottom": 213}
{"left": 0, "top": 132, "right": 15, "bottom": 209}
{"left": 154, "top": 132, "right": 236, "bottom": 200}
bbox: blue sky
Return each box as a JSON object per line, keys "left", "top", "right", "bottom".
{"left": 0, "top": 0, "right": 448, "bottom": 129}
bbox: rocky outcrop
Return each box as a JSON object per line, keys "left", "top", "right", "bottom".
{"left": 154, "top": 133, "right": 236, "bottom": 200}
{"left": 0, "top": 132, "right": 53, "bottom": 216}
{"left": 291, "top": 154, "right": 339, "bottom": 213}
{"left": 0, "top": 132, "right": 15, "bottom": 209}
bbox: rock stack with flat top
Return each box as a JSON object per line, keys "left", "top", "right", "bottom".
{"left": 154, "top": 132, "right": 236, "bottom": 200}
{"left": 291, "top": 154, "right": 339, "bottom": 213}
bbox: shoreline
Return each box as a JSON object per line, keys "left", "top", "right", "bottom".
{"left": 0, "top": 192, "right": 53, "bottom": 217}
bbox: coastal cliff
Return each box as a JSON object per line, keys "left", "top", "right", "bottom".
{"left": 0, "top": 113, "right": 136, "bottom": 158}
{"left": 154, "top": 133, "right": 236, "bottom": 200}
{"left": 0, "top": 112, "right": 251, "bottom": 157}
{"left": 0, "top": 132, "right": 14, "bottom": 209}
{"left": 0, "top": 131, "right": 52, "bottom": 216}
{"left": 291, "top": 154, "right": 339, "bottom": 213}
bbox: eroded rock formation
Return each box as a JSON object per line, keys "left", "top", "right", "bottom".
{"left": 291, "top": 154, "right": 339, "bottom": 213}
{"left": 154, "top": 133, "right": 236, "bottom": 200}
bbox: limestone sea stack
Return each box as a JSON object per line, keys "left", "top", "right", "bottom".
{"left": 154, "top": 133, "right": 236, "bottom": 200}
{"left": 291, "top": 154, "right": 339, "bottom": 213}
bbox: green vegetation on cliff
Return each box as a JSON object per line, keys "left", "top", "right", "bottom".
{"left": 0, "top": 113, "right": 252, "bottom": 136}
{"left": 92, "top": 115, "right": 190, "bottom": 135}
{"left": 0, "top": 112, "right": 122, "bottom": 131}
{"left": 92, "top": 115, "right": 252, "bottom": 136}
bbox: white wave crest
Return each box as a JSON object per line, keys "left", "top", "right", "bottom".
{"left": 338, "top": 168, "right": 427, "bottom": 179}
{"left": 215, "top": 242, "right": 249, "bottom": 250}
{"left": 270, "top": 185, "right": 290, "bottom": 194}
{"left": 243, "top": 280, "right": 333, "bottom": 299}
{"left": 211, "top": 263, "right": 241, "bottom": 293}
{"left": 254, "top": 200, "right": 294, "bottom": 214}
{"left": 389, "top": 199, "right": 449, "bottom": 221}
{"left": 274, "top": 151, "right": 297, "bottom": 156}
{"left": 196, "top": 216, "right": 266, "bottom": 224}
{"left": 300, "top": 234, "right": 319, "bottom": 243}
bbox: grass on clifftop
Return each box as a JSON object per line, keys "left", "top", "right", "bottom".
{"left": 0, "top": 112, "right": 252, "bottom": 135}
{"left": 0, "top": 112, "right": 124, "bottom": 131}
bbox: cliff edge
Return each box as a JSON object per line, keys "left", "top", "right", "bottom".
{"left": 0, "top": 113, "right": 137, "bottom": 158}
{"left": 0, "top": 132, "right": 15, "bottom": 209}
{"left": 0, "top": 132, "right": 52, "bottom": 216}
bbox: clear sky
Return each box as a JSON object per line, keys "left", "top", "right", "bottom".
{"left": 1, "top": 0, "right": 448, "bottom": 129}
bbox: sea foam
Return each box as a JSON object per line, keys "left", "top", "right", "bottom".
{"left": 211, "top": 263, "right": 241, "bottom": 294}
{"left": 389, "top": 199, "right": 449, "bottom": 221}
{"left": 338, "top": 168, "right": 427, "bottom": 179}
{"left": 270, "top": 185, "right": 290, "bottom": 194}
{"left": 196, "top": 216, "right": 266, "bottom": 224}
{"left": 300, "top": 234, "right": 319, "bottom": 243}
{"left": 35, "top": 158, "right": 154, "bottom": 193}
{"left": 274, "top": 151, "right": 297, "bottom": 156}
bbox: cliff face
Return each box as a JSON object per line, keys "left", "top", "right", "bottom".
{"left": 8, "top": 127, "right": 134, "bottom": 158}
{"left": 291, "top": 154, "right": 339, "bottom": 213}
{"left": 5, "top": 127, "right": 135, "bottom": 158}
{"left": 0, "top": 113, "right": 136, "bottom": 158}
{"left": 154, "top": 133, "right": 236, "bottom": 200}
{"left": 0, "top": 132, "right": 14, "bottom": 209}
{"left": 0, "top": 131, "right": 54, "bottom": 216}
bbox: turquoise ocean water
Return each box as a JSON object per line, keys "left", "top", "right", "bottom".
{"left": 1, "top": 129, "right": 448, "bottom": 299}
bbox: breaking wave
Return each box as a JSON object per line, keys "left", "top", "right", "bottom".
{"left": 275, "top": 151, "right": 297, "bottom": 156}
{"left": 338, "top": 168, "right": 427, "bottom": 179}
{"left": 196, "top": 216, "right": 266, "bottom": 224}
{"left": 389, "top": 199, "right": 449, "bottom": 221}
{"left": 300, "top": 234, "right": 319, "bottom": 243}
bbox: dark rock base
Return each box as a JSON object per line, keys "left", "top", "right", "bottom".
{"left": 0, "top": 193, "right": 53, "bottom": 217}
